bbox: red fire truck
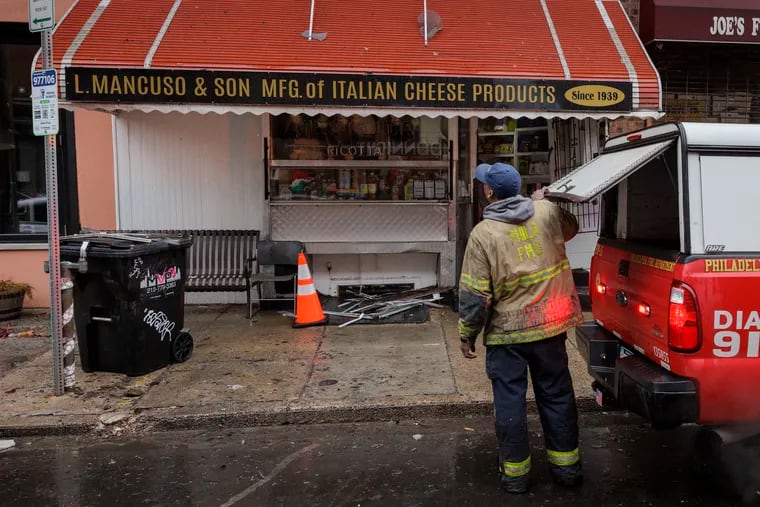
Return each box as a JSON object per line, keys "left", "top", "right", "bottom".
{"left": 548, "top": 122, "right": 760, "bottom": 440}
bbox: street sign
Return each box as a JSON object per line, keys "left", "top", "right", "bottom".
{"left": 29, "top": 0, "right": 55, "bottom": 32}
{"left": 31, "top": 69, "right": 59, "bottom": 136}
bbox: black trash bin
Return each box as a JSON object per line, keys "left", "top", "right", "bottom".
{"left": 60, "top": 232, "right": 194, "bottom": 376}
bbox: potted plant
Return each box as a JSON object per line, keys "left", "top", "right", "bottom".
{"left": 0, "top": 280, "right": 33, "bottom": 321}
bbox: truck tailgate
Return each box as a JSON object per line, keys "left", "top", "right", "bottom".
{"left": 590, "top": 240, "right": 675, "bottom": 370}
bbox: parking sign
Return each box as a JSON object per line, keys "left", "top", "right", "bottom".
{"left": 32, "top": 69, "right": 59, "bottom": 136}
{"left": 28, "top": 0, "right": 55, "bottom": 32}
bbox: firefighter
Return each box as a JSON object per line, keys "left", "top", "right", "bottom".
{"left": 458, "top": 162, "right": 584, "bottom": 494}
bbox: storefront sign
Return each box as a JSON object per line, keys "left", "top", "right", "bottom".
{"left": 65, "top": 67, "right": 633, "bottom": 112}
{"left": 640, "top": 0, "right": 760, "bottom": 44}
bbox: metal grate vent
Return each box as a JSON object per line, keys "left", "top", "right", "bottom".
{"left": 653, "top": 43, "right": 760, "bottom": 124}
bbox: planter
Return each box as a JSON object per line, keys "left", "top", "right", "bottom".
{"left": 0, "top": 289, "right": 26, "bottom": 321}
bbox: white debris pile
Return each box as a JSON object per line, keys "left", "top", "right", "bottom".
{"left": 323, "top": 286, "right": 453, "bottom": 327}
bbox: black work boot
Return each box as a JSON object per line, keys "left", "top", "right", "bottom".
{"left": 497, "top": 455, "right": 530, "bottom": 494}
{"left": 552, "top": 462, "right": 583, "bottom": 488}
{"left": 500, "top": 474, "right": 530, "bottom": 494}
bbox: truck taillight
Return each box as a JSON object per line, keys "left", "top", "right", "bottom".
{"left": 668, "top": 283, "right": 701, "bottom": 353}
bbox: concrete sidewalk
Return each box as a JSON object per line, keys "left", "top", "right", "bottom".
{"left": 0, "top": 306, "right": 597, "bottom": 437}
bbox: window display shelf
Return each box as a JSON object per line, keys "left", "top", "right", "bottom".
{"left": 270, "top": 159, "right": 448, "bottom": 169}
{"left": 270, "top": 199, "right": 444, "bottom": 205}
{"left": 270, "top": 163, "right": 450, "bottom": 202}
{"left": 477, "top": 132, "right": 515, "bottom": 137}
{"left": 269, "top": 114, "right": 452, "bottom": 203}
{"left": 476, "top": 118, "right": 552, "bottom": 196}
{"left": 515, "top": 127, "right": 547, "bottom": 133}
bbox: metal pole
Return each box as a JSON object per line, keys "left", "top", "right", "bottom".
{"left": 423, "top": 0, "right": 428, "bottom": 46}
{"left": 41, "top": 29, "right": 64, "bottom": 396}
{"left": 307, "top": 0, "right": 315, "bottom": 41}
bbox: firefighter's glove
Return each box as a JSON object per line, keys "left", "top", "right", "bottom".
{"left": 460, "top": 336, "right": 477, "bottom": 359}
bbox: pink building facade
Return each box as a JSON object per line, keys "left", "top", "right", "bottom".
{"left": 0, "top": 0, "right": 114, "bottom": 307}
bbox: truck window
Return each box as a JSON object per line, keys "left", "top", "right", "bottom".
{"left": 599, "top": 145, "right": 680, "bottom": 251}
{"left": 699, "top": 155, "right": 759, "bottom": 253}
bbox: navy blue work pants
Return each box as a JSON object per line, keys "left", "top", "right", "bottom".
{"left": 486, "top": 333, "right": 581, "bottom": 484}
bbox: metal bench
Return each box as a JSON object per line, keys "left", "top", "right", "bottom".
{"left": 117, "top": 229, "right": 260, "bottom": 317}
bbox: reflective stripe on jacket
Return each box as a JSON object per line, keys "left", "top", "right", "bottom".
{"left": 458, "top": 199, "right": 583, "bottom": 346}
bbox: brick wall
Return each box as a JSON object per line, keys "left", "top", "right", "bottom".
{"left": 619, "top": 0, "right": 640, "bottom": 31}
{"left": 608, "top": 0, "right": 644, "bottom": 136}
{"left": 608, "top": 117, "right": 647, "bottom": 137}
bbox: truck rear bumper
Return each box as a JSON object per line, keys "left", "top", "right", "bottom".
{"left": 575, "top": 322, "right": 699, "bottom": 427}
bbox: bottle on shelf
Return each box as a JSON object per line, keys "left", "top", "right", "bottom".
{"left": 434, "top": 172, "right": 447, "bottom": 200}
{"left": 424, "top": 175, "right": 435, "bottom": 200}
{"left": 359, "top": 171, "right": 368, "bottom": 200}
{"left": 368, "top": 172, "right": 377, "bottom": 200}
{"left": 404, "top": 172, "right": 414, "bottom": 201}
{"left": 413, "top": 172, "right": 425, "bottom": 200}
{"left": 377, "top": 171, "right": 390, "bottom": 200}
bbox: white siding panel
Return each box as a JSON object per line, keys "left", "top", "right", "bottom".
{"left": 310, "top": 253, "right": 439, "bottom": 297}
{"left": 114, "top": 112, "right": 265, "bottom": 304}
{"left": 114, "top": 112, "right": 264, "bottom": 231}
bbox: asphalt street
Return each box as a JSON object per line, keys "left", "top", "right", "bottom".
{"left": 1, "top": 412, "right": 759, "bottom": 506}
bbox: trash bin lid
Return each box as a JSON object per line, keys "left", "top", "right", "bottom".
{"left": 60, "top": 232, "right": 192, "bottom": 259}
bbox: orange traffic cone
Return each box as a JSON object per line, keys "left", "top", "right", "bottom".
{"left": 293, "top": 252, "right": 328, "bottom": 328}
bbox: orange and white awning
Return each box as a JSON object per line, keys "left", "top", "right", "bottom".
{"left": 41, "top": 0, "right": 663, "bottom": 119}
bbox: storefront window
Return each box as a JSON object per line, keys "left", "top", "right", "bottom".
{"left": 1, "top": 44, "right": 47, "bottom": 236}
{"left": 269, "top": 114, "right": 450, "bottom": 201}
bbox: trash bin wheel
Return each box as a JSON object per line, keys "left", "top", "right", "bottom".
{"left": 171, "top": 332, "right": 193, "bottom": 363}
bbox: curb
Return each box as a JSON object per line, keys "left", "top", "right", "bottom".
{"left": 1, "top": 396, "right": 603, "bottom": 437}
{"left": 0, "top": 421, "right": 97, "bottom": 438}
{"left": 141, "top": 401, "right": 496, "bottom": 431}
{"left": 143, "top": 397, "right": 604, "bottom": 432}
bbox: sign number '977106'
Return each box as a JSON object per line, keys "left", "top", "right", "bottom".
{"left": 31, "top": 69, "right": 58, "bottom": 136}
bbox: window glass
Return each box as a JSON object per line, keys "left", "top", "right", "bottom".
{"left": 1, "top": 44, "right": 47, "bottom": 235}
{"left": 269, "top": 114, "right": 450, "bottom": 202}
{"left": 271, "top": 114, "right": 449, "bottom": 162}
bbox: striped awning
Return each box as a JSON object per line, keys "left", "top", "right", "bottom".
{"left": 40, "top": 0, "right": 663, "bottom": 119}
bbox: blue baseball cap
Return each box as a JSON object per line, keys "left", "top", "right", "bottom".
{"left": 474, "top": 162, "right": 521, "bottom": 199}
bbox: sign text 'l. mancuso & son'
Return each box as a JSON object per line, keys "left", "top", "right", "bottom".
{"left": 65, "top": 67, "right": 633, "bottom": 112}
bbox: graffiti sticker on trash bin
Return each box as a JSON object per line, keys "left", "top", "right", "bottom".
{"left": 143, "top": 309, "right": 176, "bottom": 342}
{"left": 140, "top": 265, "right": 182, "bottom": 300}
{"left": 129, "top": 257, "right": 144, "bottom": 280}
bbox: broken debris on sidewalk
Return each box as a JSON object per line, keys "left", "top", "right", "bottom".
{"left": 321, "top": 286, "right": 454, "bottom": 327}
